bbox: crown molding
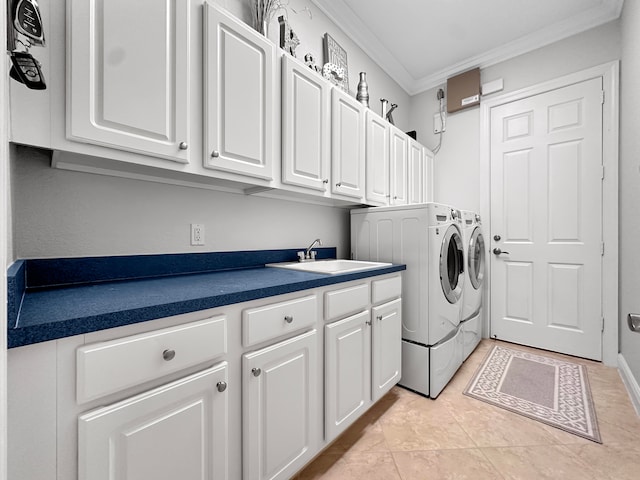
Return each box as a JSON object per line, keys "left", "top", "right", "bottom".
{"left": 312, "top": 0, "right": 624, "bottom": 96}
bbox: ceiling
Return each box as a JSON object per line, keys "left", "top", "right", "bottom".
{"left": 310, "top": 0, "right": 624, "bottom": 95}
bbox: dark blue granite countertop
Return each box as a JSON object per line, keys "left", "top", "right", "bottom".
{"left": 7, "top": 249, "right": 405, "bottom": 348}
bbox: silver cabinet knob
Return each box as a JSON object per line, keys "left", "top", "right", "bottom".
{"left": 365, "top": 319, "right": 372, "bottom": 326}
{"left": 393, "top": 196, "right": 398, "bottom": 200}
{"left": 284, "top": 315, "right": 294, "bottom": 324}
{"left": 494, "top": 235, "right": 501, "bottom": 241}
{"left": 252, "top": 367, "right": 262, "bottom": 377}
{"left": 322, "top": 179, "right": 329, "bottom": 184}
{"left": 336, "top": 182, "right": 342, "bottom": 187}
{"left": 376, "top": 315, "right": 383, "bottom": 321}
{"left": 211, "top": 151, "right": 220, "bottom": 158}
{"left": 162, "top": 349, "right": 176, "bottom": 361}
{"left": 493, "top": 248, "right": 510, "bottom": 255}
{"left": 216, "top": 381, "right": 227, "bottom": 393}
{"left": 179, "top": 142, "right": 188, "bottom": 150}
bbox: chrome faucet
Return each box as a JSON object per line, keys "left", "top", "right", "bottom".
{"left": 298, "top": 238, "right": 322, "bottom": 262}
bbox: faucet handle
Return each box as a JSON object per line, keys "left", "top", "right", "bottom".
{"left": 297, "top": 251, "right": 305, "bottom": 261}
{"left": 311, "top": 250, "right": 317, "bottom": 260}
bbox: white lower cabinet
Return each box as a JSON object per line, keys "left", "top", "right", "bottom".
{"left": 8, "top": 274, "right": 402, "bottom": 480}
{"left": 372, "top": 298, "right": 403, "bottom": 402}
{"left": 78, "top": 362, "right": 229, "bottom": 480}
{"left": 243, "top": 329, "right": 319, "bottom": 480}
{"left": 324, "top": 310, "right": 371, "bottom": 441}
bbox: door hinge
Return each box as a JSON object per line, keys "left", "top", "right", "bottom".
{"left": 602, "top": 317, "right": 605, "bottom": 332}
{"left": 601, "top": 242, "right": 605, "bottom": 256}
{"left": 601, "top": 90, "right": 605, "bottom": 104}
{"left": 601, "top": 165, "right": 605, "bottom": 180}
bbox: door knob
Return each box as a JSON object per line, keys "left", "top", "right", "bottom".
{"left": 493, "top": 248, "right": 510, "bottom": 255}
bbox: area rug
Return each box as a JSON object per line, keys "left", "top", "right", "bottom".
{"left": 463, "top": 345, "right": 601, "bottom": 443}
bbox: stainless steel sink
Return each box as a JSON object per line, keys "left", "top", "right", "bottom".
{"left": 266, "top": 259, "right": 392, "bottom": 275}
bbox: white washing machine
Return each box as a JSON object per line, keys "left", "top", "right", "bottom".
{"left": 459, "top": 210, "right": 485, "bottom": 361}
{"left": 351, "top": 203, "right": 465, "bottom": 398}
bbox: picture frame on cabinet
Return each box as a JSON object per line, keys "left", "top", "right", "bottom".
{"left": 323, "top": 33, "right": 349, "bottom": 93}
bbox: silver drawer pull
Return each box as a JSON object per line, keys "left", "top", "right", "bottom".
{"left": 284, "top": 315, "right": 294, "bottom": 324}
{"left": 252, "top": 367, "right": 262, "bottom": 377}
{"left": 216, "top": 381, "right": 228, "bottom": 393}
{"left": 162, "top": 349, "right": 176, "bottom": 361}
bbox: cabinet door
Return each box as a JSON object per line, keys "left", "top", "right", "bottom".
{"left": 68, "top": 0, "right": 191, "bottom": 163}
{"left": 282, "top": 55, "right": 331, "bottom": 192}
{"left": 204, "top": 3, "right": 275, "bottom": 180}
{"left": 408, "top": 138, "right": 425, "bottom": 204}
{"left": 325, "top": 311, "right": 371, "bottom": 441}
{"left": 243, "top": 330, "right": 319, "bottom": 480}
{"left": 78, "top": 363, "right": 229, "bottom": 480}
{"left": 389, "top": 126, "right": 408, "bottom": 205}
{"left": 372, "top": 299, "right": 402, "bottom": 402}
{"left": 424, "top": 147, "right": 435, "bottom": 202}
{"left": 365, "top": 111, "right": 390, "bottom": 205}
{"left": 331, "top": 88, "right": 365, "bottom": 200}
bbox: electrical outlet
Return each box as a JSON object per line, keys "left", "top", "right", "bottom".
{"left": 191, "top": 224, "right": 205, "bottom": 246}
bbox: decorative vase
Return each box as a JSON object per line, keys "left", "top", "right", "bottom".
{"left": 356, "top": 72, "right": 369, "bottom": 107}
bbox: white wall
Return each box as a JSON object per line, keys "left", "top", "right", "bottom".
{"left": 619, "top": 1, "right": 640, "bottom": 385}
{"left": 409, "top": 20, "right": 621, "bottom": 211}
{"left": 11, "top": 147, "right": 350, "bottom": 259}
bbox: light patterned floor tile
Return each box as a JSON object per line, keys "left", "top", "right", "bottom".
{"left": 294, "top": 452, "right": 401, "bottom": 480}
{"left": 296, "top": 340, "right": 640, "bottom": 478}
{"left": 480, "top": 445, "right": 602, "bottom": 480}
{"left": 392, "top": 449, "right": 505, "bottom": 480}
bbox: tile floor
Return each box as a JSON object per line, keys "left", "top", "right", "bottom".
{"left": 294, "top": 339, "right": 640, "bottom": 480}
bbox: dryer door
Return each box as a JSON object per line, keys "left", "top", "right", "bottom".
{"left": 468, "top": 227, "right": 485, "bottom": 290}
{"left": 440, "top": 225, "right": 464, "bottom": 304}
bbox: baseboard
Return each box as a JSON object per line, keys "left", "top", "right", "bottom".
{"left": 618, "top": 353, "right": 640, "bottom": 416}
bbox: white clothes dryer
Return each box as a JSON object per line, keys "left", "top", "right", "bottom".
{"left": 351, "top": 203, "right": 466, "bottom": 398}
{"left": 459, "top": 210, "right": 485, "bottom": 360}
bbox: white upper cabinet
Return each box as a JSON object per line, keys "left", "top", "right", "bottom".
{"left": 389, "top": 125, "right": 408, "bottom": 205}
{"left": 282, "top": 55, "right": 331, "bottom": 192}
{"left": 331, "top": 88, "right": 366, "bottom": 200}
{"left": 424, "top": 147, "right": 435, "bottom": 202}
{"left": 365, "top": 111, "right": 390, "bottom": 206}
{"left": 67, "top": 0, "right": 191, "bottom": 163}
{"left": 408, "top": 137, "right": 425, "bottom": 204}
{"left": 203, "top": 2, "right": 276, "bottom": 180}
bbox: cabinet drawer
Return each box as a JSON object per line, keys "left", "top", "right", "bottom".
{"left": 325, "top": 283, "right": 369, "bottom": 321}
{"left": 77, "top": 316, "right": 227, "bottom": 404}
{"left": 243, "top": 295, "right": 317, "bottom": 346}
{"left": 371, "top": 275, "right": 402, "bottom": 304}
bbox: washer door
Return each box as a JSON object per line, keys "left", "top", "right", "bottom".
{"left": 440, "top": 225, "right": 464, "bottom": 304}
{"left": 468, "top": 227, "right": 485, "bottom": 290}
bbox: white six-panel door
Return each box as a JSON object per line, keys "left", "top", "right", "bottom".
{"left": 490, "top": 77, "right": 603, "bottom": 360}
